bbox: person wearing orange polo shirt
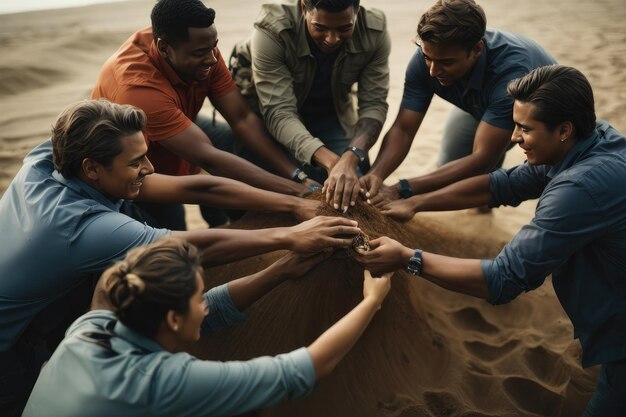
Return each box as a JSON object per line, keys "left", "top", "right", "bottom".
{"left": 93, "top": 0, "right": 315, "bottom": 229}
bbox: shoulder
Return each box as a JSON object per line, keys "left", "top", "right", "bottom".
{"left": 360, "top": 6, "right": 387, "bottom": 32}
{"left": 255, "top": 2, "right": 299, "bottom": 34}
{"left": 484, "top": 29, "right": 556, "bottom": 73}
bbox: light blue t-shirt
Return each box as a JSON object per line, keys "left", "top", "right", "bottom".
{"left": 22, "top": 284, "right": 316, "bottom": 417}
{"left": 0, "top": 140, "right": 169, "bottom": 352}
{"left": 401, "top": 29, "right": 557, "bottom": 130}
{"left": 481, "top": 122, "right": 626, "bottom": 367}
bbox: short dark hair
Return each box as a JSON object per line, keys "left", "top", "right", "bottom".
{"left": 302, "top": 0, "right": 360, "bottom": 13}
{"left": 507, "top": 65, "right": 596, "bottom": 140}
{"left": 151, "top": 0, "right": 216, "bottom": 46}
{"left": 51, "top": 99, "right": 146, "bottom": 178}
{"left": 417, "top": 0, "right": 486, "bottom": 51}
{"left": 104, "top": 238, "right": 201, "bottom": 338}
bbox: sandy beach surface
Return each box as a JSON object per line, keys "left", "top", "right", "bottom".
{"left": 1, "top": 0, "right": 625, "bottom": 415}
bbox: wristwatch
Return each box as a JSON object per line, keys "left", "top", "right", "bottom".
{"left": 343, "top": 146, "right": 366, "bottom": 162}
{"left": 398, "top": 179, "right": 413, "bottom": 199}
{"left": 291, "top": 168, "right": 309, "bottom": 183}
{"left": 406, "top": 249, "right": 424, "bottom": 276}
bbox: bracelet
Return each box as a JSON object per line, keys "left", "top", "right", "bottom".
{"left": 398, "top": 179, "right": 413, "bottom": 199}
{"left": 406, "top": 249, "right": 423, "bottom": 276}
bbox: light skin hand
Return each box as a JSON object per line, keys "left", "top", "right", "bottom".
{"left": 380, "top": 199, "right": 417, "bottom": 222}
{"left": 362, "top": 270, "right": 392, "bottom": 305}
{"left": 287, "top": 216, "right": 360, "bottom": 253}
{"left": 354, "top": 236, "right": 413, "bottom": 276}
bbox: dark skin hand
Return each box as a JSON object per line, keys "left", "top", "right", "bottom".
{"left": 322, "top": 118, "right": 383, "bottom": 212}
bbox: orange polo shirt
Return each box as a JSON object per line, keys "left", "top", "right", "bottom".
{"left": 92, "top": 27, "right": 237, "bottom": 176}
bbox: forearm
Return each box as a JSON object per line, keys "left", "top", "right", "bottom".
{"left": 409, "top": 174, "right": 492, "bottom": 212}
{"left": 350, "top": 118, "right": 383, "bottom": 152}
{"left": 420, "top": 252, "right": 489, "bottom": 299}
{"left": 172, "top": 228, "right": 290, "bottom": 266}
{"left": 406, "top": 153, "right": 494, "bottom": 195}
{"left": 368, "top": 126, "right": 413, "bottom": 180}
{"left": 229, "top": 113, "right": 299, "bottom": 179}
{"left": 200, "top": 147, "right": 304, "bottom": 195}
{"left": 307, "top": 297, "right": 381, "bottom": 378}
{"left": 226, "top": 264, "right": 288, "bottom": 311}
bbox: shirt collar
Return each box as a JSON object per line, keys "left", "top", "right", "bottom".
{"left": 148, "top": 40, "right": 189, "bottom": 88}
{"left": 547, "top": 126, "right": 600, "bottom": 179}
{"left": 465, "top": 40, "right": 488, "bottom": 93}
{"left": 113, "top": 320, "right": 166, "bottom": 353}
{"left": 51, "top": 170, "right": 125, "bottom": 212}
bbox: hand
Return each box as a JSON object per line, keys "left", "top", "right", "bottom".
{"left": 269, "top": 250, "right": 334, "bottom": 280}
{"left": 368, "top": 184, "right": 400, "bottom": 208}
{"left": 380, "top": 199, "right": 416, "bottom": 222}
{"left": 287, "top": 216, "right": 360, "bottom": 253}
{"left": 292, "top": 198, "right": 321, "bottom": 222}
{"left": 323, "top": 158, "right": 360, "bottom": 213}
{"left": 358, "top": 174, "right": 383, "bottom": 202}
{"left": 362, "top": 270, "right": 392, "bottom": 307}
{"left": 354, "top": 236, "right": 413, "bottom": 276}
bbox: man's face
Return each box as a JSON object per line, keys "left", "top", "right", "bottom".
{"left": 420, "top": 40, "right": 482, "bottom": 87}
{"left": 511, "top": 100, "right": 570, "bottom": 166}
{"left": 159, "top": 25, "right": 219, "bottom": 82}
{"left": 303, "top": 5, "right": 357, "bottom": 54}
{"left": 94, "top": 131, "right": 154, "bottom": 201}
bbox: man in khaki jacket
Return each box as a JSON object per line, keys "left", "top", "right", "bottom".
{"left": 233, "top": 0, "right": 390, "bottom": 212}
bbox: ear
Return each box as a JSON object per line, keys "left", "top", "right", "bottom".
{"left": 300, "top": 0, "right": 307, "bottom": 16}
{"left": 559, "top": 121, "right": 574, "bottom": 142}
{"left": 156, "top": 38, "right": 170, "bottom": 58}
{"left": 472, "top": 40, "right": 484, "bottom": 59}
{"left": 82, "top": 158, "right": 100, "bottom": 181}
{"left": 165, "top": 310, "right": 181, "bottom": 332}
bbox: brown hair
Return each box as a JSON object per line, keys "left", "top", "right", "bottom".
{"left": 417, "top": 0, "right": 486, "bottom": 51}
{"left": 507, "top": 65, "right": 596, "bottom": 140}
{"left": 51, "top": 99, "right": 146, "bottom": 178}
{"left": 103, "top": 238, "right": 201, "bottom": 338}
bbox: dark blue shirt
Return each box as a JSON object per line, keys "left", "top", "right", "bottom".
{"left": 481, "top": 121, "right": 626, "bottom": 367}
{"left": 0, "top": 141, "right": 169, "bottom": 352}
{"left": 401, "top": 29, "right": 557, "bottom": 130}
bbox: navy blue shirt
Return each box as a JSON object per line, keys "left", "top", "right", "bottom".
{"left": 0, "top": 141, "right": 169, "bottom": 352}
{"left": 401, "top": 29, "right": 556, "bottom": 130}
{"left": 481, "top": 121, "right": 626, "bottom": 367}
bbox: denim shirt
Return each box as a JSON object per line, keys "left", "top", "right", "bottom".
{"left": 481, "top": 122, "right": 626, "bottom": 367}
{"left": 0, "top": 141, "right": 169, "bottom": 351}
{"left": 22, "top": 284, "right": 316, "bottom": 417}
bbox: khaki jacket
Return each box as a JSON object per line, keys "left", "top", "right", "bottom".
{"left": 249, "top": 1, "right": 390, "bottom": 164}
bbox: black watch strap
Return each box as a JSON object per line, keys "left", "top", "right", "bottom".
{"left": 406, "top": 249, "right": 424, "bottom": 276}
{"left": 398, "top": 179, "right": 413, "bottom": 199}
{"left": 343, "top": 146, "right": 366, "bottom": 162}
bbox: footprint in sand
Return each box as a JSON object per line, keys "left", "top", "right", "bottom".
{"left": 450, "top": 307, "right": 499, "bottom": 334}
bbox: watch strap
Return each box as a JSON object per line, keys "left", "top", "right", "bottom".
{"left": 406, "top": 249, "right": 424, "bottom": 276}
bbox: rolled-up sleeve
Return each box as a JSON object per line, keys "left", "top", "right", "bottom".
{"left": 482, "top": 178, "right": 607, "bottom": 304}
{"left": 251, "top": 28, "right": 324, "bottom": 164}
{"left": 201, "top": 284, "right": 246, "bottom": 333}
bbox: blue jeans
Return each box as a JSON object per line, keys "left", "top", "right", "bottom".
{"left": 438, "top": 106, "right": 509, "bottom": 169}
{"left": 582, "top": 359, "right": 626, "bottom": 416}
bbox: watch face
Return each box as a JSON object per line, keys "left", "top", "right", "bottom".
{"left": 297, "top": 171, "right": 308, "bottom": 182}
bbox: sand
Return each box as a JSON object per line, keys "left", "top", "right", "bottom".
{"left": 1, "top": 0, "right": 625, "bottom": 415}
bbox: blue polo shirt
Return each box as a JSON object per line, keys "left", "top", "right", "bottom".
{"left": 401, "top": 29, "right": 557, "bottom": 130}
{"left": 481, "top": 121, "right": 626, "bottom": 367}
{"left": 22, "top": 284, "right": 316, "bottom": 417}
{"left": 0, "top": 141, "right": 169, "bottom": 352}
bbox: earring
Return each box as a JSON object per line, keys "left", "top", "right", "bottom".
{"left": 560, "top": 137, "right": 568, "bottom": 143}
{"left": 174, "top": 325, "right": 178, "bottom": 331}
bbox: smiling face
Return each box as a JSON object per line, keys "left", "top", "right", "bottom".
{"left": 421, "top": 40, "right": 482, "bottom": 87}
{"left": 303, "top": 5, "right": 357, "bottom": 54}
{"left": 91, "top": 131, "right": 154, "bottom": 201}
{"left": 511, "top": 100, "right": 573, "bottom": 166}
{"left": 158, "top": 25, "right": 219, "bottom": 82}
